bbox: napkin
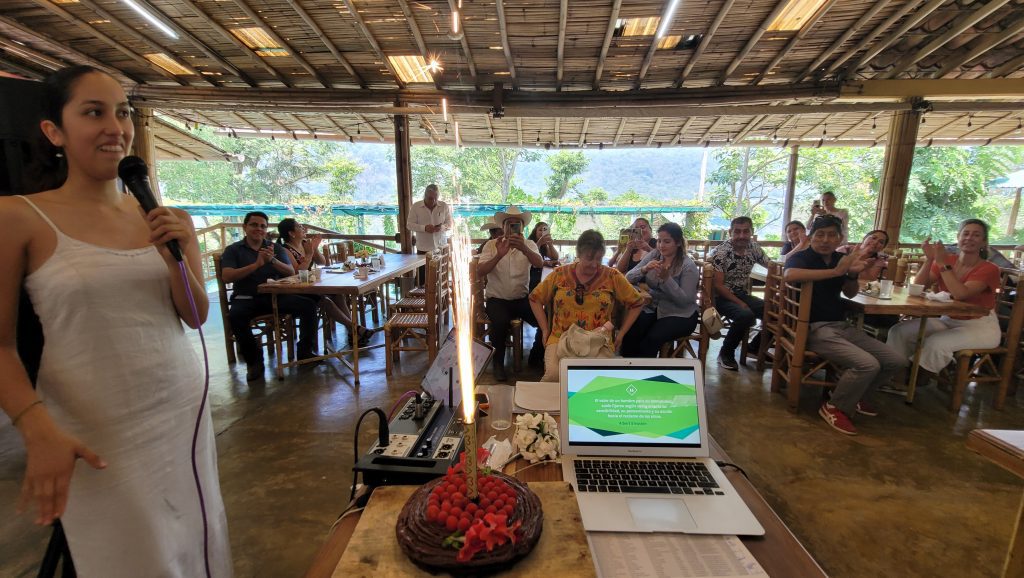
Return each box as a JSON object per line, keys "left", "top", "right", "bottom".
{"left": 482, "top": 436, "right": 515, "bottom": 470}
{"left": 266, "top": 276, "right": 300, "bottom": 284}
{"left": 925, "top": 291, "right": 952, "bottom": 302}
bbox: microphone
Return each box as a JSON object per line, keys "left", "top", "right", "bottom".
{"left": 118, "top": 155, "right": 183, "bottom": 262}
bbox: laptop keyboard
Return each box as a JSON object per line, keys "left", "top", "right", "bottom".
{"left": 573, "top": 459, "right": 725, "bottom": 495}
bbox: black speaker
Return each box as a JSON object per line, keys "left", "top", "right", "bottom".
{"left": 0, "top": 75, "right": 45, "bottom": 384}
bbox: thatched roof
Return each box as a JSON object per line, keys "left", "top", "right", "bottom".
{"left": 152, "top": 117, "right": 233, "bottom": 160}
{"left": 2, "top": 0, "right": 1023, "bottom": 148}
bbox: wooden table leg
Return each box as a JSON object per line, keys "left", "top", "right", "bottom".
{"left": 905, "top": 316, "right": 929, "bottom": 404}
{"left": 273, "top": 293, "right": 284, "bottom": 380}
{"left": 350, "top": 293, "right": 360, "bottom": 385}
{"left": 1005, "top": 491, "right": 1024, "bottom": 578}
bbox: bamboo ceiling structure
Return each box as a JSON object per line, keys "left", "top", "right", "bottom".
{"left": 2, "top": 0, "right": 1024, "bottom": 149}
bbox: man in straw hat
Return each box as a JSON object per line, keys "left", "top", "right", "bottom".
{"left": 478, "top": 206, "right": 544, "bottom": 381}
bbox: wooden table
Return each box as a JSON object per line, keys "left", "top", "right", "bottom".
{"left": 258, "top": 253, "right": 425, "bottom": 384}
{"left": 966, "top": 429, "right": 1024, "bottom": 578}
{"left": 304, "top": 419, "right": 828, "bottom": 578}
{"left": 843, "top": 285, "right": 988, "bottom": 403}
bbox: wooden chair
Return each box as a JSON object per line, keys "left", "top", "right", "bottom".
{"left": 384, "top": 257, "right": 444, "bottom": 375}
{"left": 469, "top": 254, "right": 524, "bottom": 372}
{"left": 944, "top": 268, "right": 1024, "bottom": 410}
{"left": 322, "top": 241, "right": 351, "bottom": 265}
{"left": 756, "top": 262, "right": 784, "bottom": 372}
{"left": 213, "top": 252, "right": 295, "bottom": 365}
{"left": 394, "top": 248, "right": 446, "bottom": 312}
{"left": 659, "top": 262, "right": 714, "bottom": 369}
{"left": 770, "top": 279, "right": 839, "bottom": 413}
{"left": 322, "top": 240, "right": 381, "bottom": 326}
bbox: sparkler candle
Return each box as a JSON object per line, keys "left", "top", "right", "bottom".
{"left": 449, "top": 220, "right": 479, "bottom": 499}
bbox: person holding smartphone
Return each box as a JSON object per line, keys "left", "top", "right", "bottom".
{"left": 610, "top": 217, "right": 655, "bottom": 273}
{"left": 478, "top": 206, "right": 544, "bottom": 380}
{"left": 809, "top": 191, "right": 849, "bottom": 239}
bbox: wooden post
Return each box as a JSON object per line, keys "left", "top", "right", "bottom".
{"left": 1007, "top": 187, "right": 1022, "bottom": 237}
{"left": 130, "top": 107, "right": 161, "bottom": 201}
{"left": 875, "top": 103, "right": 922, "bottom": 249}
{"left": 781, "top": 145, "right": 799, "bottom": 236}
{"left": 394, "top": 111, "right": 413, "bottom": 254}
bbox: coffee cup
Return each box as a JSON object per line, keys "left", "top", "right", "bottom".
{"left": 908, "top": 283, "right": 925, "bottom": 296}
{"left": 879, "top": 279, "right": 894, "bottom": 299}
{"left": 357, "top": 265, "right": 369, "bottom": 278}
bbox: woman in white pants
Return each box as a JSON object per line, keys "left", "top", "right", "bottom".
{"left": 886, "top": 219, "right": 1001, "bottom": 381}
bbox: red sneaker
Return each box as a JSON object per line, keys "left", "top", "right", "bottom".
{"left": 856, "top": 401, "right": 879, "bottom": 417}
{"left": 819, "top": 402, "right": 858, "bottom": 435}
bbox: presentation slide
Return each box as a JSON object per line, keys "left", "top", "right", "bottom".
{"left": 567, "top": 368, "right": 701, "bottom": 446}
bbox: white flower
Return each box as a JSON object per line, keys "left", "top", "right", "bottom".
{"left": 514, "top": 428, "right": 537, "bottom": 450}
{"left": 512, "top": 412, "right": 561, "bottom": 463}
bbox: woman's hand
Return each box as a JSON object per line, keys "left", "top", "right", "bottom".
{"left": 140, "top": 207, "right": 192, "bottom": 263}
{"left": 307, "top": 234, "right": 323, "bottom": 249}
{"left": 613, "top": 331, "right": 624, "bottom": 354}
{"left": 921, "top": 237, "right": 949, "bottom": 262}
{"left": 19, "top": 425, "right": 105, "bottom": 525}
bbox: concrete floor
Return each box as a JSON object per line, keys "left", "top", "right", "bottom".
{"left": 2, "top": 300, "right": 1023, "bottom": 578}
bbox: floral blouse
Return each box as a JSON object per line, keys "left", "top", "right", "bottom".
{"left": 529, "top": 263, "right": 644, "bottom": 346}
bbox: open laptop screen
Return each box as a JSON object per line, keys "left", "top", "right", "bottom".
{"left": 565, "top": 364, "right": 702, "bottom": 449}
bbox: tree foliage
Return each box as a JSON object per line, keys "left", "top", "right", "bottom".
{"left": 410, "top": 146, "right": 540, "bottom": 203}
{"left": 707, "top": 148, "right": 789, "bottom": 231}
{"left": 544, "top": 151, "right": 589, "bottom": 200}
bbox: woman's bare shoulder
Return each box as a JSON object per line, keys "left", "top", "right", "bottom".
{"left": 0, "top": 195, "right": 43, "bottom": 234}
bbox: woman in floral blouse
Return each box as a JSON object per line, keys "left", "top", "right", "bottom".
{"left": 530, "top": 230, "right": 645, "bottom": 381}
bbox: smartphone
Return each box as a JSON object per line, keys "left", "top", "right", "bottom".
{"left": 509, "top": 222, "right": 522, "bottom": 236}
{"left": 619, "top": 228, "right": 632, "bottom": 247}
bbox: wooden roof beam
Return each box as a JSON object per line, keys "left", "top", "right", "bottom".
{"left": 820, "top": 0, "right": 926, "bottom": 78}
{"left": 28, "top": 0, "right": 187, "bottom": 85}
{"left": 340, "top": 0, "right": 403, "bottom": 88}
{"left": 233, "top": 0, "right": 332, "bottom": 88}
{"left": 154, "top": 135, "right": 199, "bottom": 159}
{"left": 156, "top": 119, "right": 232, "bottom": 158}
{"left": 396, "top": 0, "right": 440, "bottom": 90}
{"left": 846, "top": 0, "right": 947, "bottom": 76}
{"left": 879, "top": 0, "right": 1013, "bottom": 80}
{"left": 190, "top": 110, "right": 226, "bottom": 129}
{"left": 283, "top": 0, "right": 364, "bottom": 88}
{"left": 920, "top": 113, "right": 965, "bottom": 139}
{"left": 841, "top": 78, "right": 1024, "bottom": 98}
{"left": 613, "top": 118, "right": 627, "bottom": 146}
{"left": 677, "top": 0, "right": 736, "bottom": 87}
{"left": 934, "top": 14, "right": 1024, "bottom": 78}
{"left": 990, "top": 53, "right": 1024, "bottom": 78}
{"left": 72, "top": 0, "right": 214, "bottom": 86}
{"left": 733, "top": 114, "right": 769, "bottom": 144}
{"left": 699, "top": 116, "right": 728, "bottom": 142}
{"left": 0, "top": 54, "right": 45, "bottom": 79}
{"left": 0, "top": 37, "right": 67, "bottom": 71}
{"left": 578, "top": 118, "right": 590, "bottom": 146}
{"left": 593, "top": 0, "right": 623, "bottom": 90}
{"left": 799, "top": 115, "right": 832, "bottom": 140}
{"left": 646, "top": 118, "right": 662, "bottom": 146}
{"left": 989, "top": 117, "right": 1024, "bottom": 141}
{"left": 0, "top": 14, "right": 139, "bottom": 83}
{"left": 422, "top": 117, "right": 441, "bottom": 144}
{"left": 325, "top": 116, "right": 352, "bottom": 140}
{"left": 668, "top": 118, "right": 695, "bottom": 146}
{"left": 960, "top": 111, "right": 1018, "bottom": 139}
{"left": 719, "top": 0, "right": 791, "bottom": 85}
{"left": 836, "top": 113, "right": 874, "bottom": 139}
{"left": 797, "top": 0, "right": 891, "bottom": 82}
{"left": 176, "top": 0, "right": 291, "bottom": 87}
{"left": 114, "top": 0, "right": 257, "bottom": 86}
{"left": 355, "top": 114, "right": 385, "bottom": 142}
{"left": 263, "top": 113, "right": 292, "bottom": 134}
{"left": 557, "top": 0, "right": 567, "bottom": 90}
{"left": 495, "top": 0, "right": 518, "bottom": 88}
{"left": 636, "top": 0, "right": 686, "bottom": 89}
{"left": 754, "top": 0, "right": 839, "bottom": 84}
{"left": 447, "top": 0, "right": 478, "bottom": 86}
{"left": 155, "top": 144, "right": 185, "bottom": 160}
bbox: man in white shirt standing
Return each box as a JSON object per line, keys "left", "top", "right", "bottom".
{"left": 478, "top": 206, "right": 544, "bottom": 381}
{"left": 408, "top": 183, "right": 453, "bottom": 252}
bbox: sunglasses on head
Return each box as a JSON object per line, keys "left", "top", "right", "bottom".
{"left": 574, "top": 282, "right": 585, "bottom": 305}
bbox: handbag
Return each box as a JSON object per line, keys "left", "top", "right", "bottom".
{"left": 701, "top": 307, "right": 725, "bottom": 339}
{"left": 556, "top": 324, "right": 615, "bottom": 359}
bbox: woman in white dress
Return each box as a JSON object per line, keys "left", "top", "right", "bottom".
{"left": 0, "top": 66, "right": 232, "bottom": 576}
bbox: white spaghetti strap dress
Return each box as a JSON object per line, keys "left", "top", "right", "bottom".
{"left": 18, "top": 196, "right": 232, "bottom": 577}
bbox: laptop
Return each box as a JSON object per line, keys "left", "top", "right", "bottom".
{"left": 559, "top": 357, "right": 765, "bottom": 536}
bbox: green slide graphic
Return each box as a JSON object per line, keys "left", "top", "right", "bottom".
{"left": 569, "top": 375, "right": 698, "bottom": 439}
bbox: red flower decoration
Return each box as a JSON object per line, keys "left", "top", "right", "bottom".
{"left": 456, "top": 512, "right": 521, "bottom": 562}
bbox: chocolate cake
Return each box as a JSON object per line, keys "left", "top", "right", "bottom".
{"left": 396, "top": 471, "right": 543, "bottom": 574}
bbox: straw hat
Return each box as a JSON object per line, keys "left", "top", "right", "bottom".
{"left": 493, "top": 205, "right": 532, "bottom": 227}
{"left": 480, "top": 219, "right": 500, "bottom": 231}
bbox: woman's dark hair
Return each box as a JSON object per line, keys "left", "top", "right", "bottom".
{"left": 26, "top": 65, "right": 106, "bottom": 193}
{"left": 959, "top": 218, "right": 990, "bottom": 260}
{"left": 576, "top": 230, "right": 605, "bottom": 258}
{"left": 785, "top": 220, "right": 805, "bottom": 231}
{"left": 527, "top": 221, "right": 550, "bottom": 243}
{"left": 277, "top": 218, "right": 299, "bottom": 244}
{"left": 657, "top": 222, "right": 687, "bottom": 274}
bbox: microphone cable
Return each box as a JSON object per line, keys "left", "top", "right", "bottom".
{"left": 178, "top": 260, "right": 213, "bottom": 578}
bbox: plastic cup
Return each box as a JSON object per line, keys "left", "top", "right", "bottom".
{"left": 298, "top": 269, "right": 310, "bottom": 283}
{"left": 489, "top": 385, "right": 514, "bottom": 430}
{"left": 879, "top": 279, "right": 894, "bottom": 298}
{"left": 909, "top": 283, "right": 925, "bottom": 297}
{"left": 357, "top": 265, "right": 369, "bottom": 278}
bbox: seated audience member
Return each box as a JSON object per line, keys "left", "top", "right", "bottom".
{"left": 784, "top": 215, "right": 908, "bottom": 435}
{"left": 221, "top": 212, "right": 320, "bottom": 381}
{"left": 885, "top": 219, "right": 1001, "bottom": 390}
{"left": 478, "top": 206, "right": 544, "bottom": 380}
{"left": 527, "top": 221, "right": 560, "bottom": 290}
{"left": 838, "top": 229, "right": 890, "bottom": 281}
{"left": 622, "top": 222, "right": 700, "bottom": 358}
{"left": 531, "top": 230, "right": 645, "bottom": 381}
{"left": 476, "top": 218, "right": 502, "bottom": 255}
{"left": 709, "top": 216, "right": 771, "bottom": 370}
{"left": 609, "top": 217, "right": 655, "bottom": 271}
{"left": 278, "top": 218, "right": 375, "bottom": 347}
{"left": 780, "top": 220, "right": 808, "bottom": 261}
